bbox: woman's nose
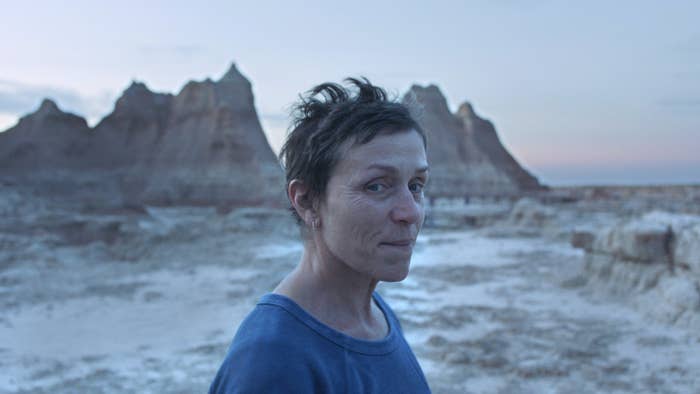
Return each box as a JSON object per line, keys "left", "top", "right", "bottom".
{"left": 390, "top": 187, "right": 422, "bottom": 224}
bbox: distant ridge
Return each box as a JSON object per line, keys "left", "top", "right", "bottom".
{"left": 0, "top": 98, "right": 91, "bottom": 172}
{"left": 0, "top": 65, "right": 544, "bottom": 207}
{"left": 0, "top": 63, "right": 285, "bottom": 208}
{"left": 403, "top": 85, "right": 544, "bottom": 197}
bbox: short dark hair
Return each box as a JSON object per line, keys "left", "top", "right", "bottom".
{"left": 279, "top": 77, "right": 426, "bottom": 225}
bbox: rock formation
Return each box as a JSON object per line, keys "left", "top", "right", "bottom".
{"left": 403, "top": 85, "right": 544, "bottom": 197}
{"left": 1, "top": 69, "right": 547, "bottom": 207}
{"left": 0, "top": 99, "right": 91, "bottom": 173}
{"left": 96, "top": 64, "right": 285, "bottom": 206}
{"left": 0, "top": 63, "right": 285, "bottom": 207}
{"left": 89, "top": 81, "right": 173, "bottom": 169}
{"left": 573, "top": 211, "right": 700, "bottom": 329}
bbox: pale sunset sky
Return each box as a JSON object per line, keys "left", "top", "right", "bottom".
{"left": 1, "top": 0, "right": 698, "bottom": 186}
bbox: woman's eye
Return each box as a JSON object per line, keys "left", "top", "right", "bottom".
{"left": 366, "top": 183, "right": 387, "bottom": 192}
{"left": 409, "top": 182, "right": 424, "bottom": 193}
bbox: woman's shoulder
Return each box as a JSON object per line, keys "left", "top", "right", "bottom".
{"left": 209, "top": 295, "right": 330, "bottom": 393}
{"left": 210, "top": 335, "right": 319, "bottom": 394}
{"left": 232, "top": 294, "right": 312, "bottom": 346}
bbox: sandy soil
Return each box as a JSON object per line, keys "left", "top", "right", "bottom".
{"left": 1, "top": 192, "right": 699, "bottom": 393}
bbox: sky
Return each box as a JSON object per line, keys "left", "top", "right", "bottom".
{"left": 1, "top": 0, "right": 698, "bottom": 186}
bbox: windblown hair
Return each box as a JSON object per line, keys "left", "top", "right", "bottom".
{"left": 279, "top": 77, "right": 426, "bottom": 225}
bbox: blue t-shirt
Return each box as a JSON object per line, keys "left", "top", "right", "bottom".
{"left": 209, "top": 292, "right": 431, "bottom": 393}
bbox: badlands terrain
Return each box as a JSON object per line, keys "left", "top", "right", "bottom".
{"left": 1, "top": 184, "right": 699, "bottom": 394}
{"left": 1, "top": 63, "right": 697, "bottom": 393}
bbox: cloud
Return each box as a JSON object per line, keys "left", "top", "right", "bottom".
{"left": 671, "top": 70, "right": 700, "bottom": 80}
{"left": 136, "top": 44, "right": 207, "bottom": 59}
{"left": 657, "top": 97, "right": 700, "bottom": 108}
{"left": 0, "top": 80, "right": 113, "bottom": 123}
{"left": 260, "top": 112, "right": 289, "bottom": 124}
{"left": 534, "top": 160, "right": 700, "bottom": 186}
{"left": 490, "top": 0, "right": 550, "bottom": 7}
{"left": 678, "top": 34, "right": 700, "bottom": 52}
{"left": 671, "top": 34, "right": 700, "bottom": 58}
{"left": 0, "top": 80, "right": 87, "bottom": 114}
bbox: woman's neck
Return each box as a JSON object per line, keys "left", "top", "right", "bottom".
{"left": 273, "top": 242, "right": 388, "bottom": 340}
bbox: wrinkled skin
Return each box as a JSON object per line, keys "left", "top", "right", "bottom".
{"left": 277, "top": 129, "right": 429, "bottom": 339}
{"left": 317, "top": 129, "right": 429, "bottom": 283}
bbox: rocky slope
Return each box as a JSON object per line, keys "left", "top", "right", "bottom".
{"left": 1, "top": 71, "right": 545, "bottom": 206}
{"left": 89, "top": 81, "right": 174, "bottom": 169}
{"left": 131, "top": 65, "right": 283, "bottom": 206}
{"left": 0, "top": 99, "right": 91, "bottom": 173}
{"left": 571, "top": 211, "right": 700, "bottom": 330}
{"left": 403, "top": 85, "right": 544, "bottom": 197}
{"left": 0, "top": 64, "right": 284, "bottom": 207}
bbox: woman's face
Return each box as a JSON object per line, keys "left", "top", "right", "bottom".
{"left": 317, "top": 129, "right": 428, "bottom": 282}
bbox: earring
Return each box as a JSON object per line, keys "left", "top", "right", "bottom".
{"left": 311, "top": 218, "right": 320, "bottom": 230}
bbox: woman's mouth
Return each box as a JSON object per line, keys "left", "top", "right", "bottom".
{"left": 382, "top": 239, "right": 413, "bottom": 246}
{"left": 379, "top": 239, "right": 415, "bottom": 253}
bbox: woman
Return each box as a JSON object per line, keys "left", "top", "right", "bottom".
{"left": 210, "top": 78, "right": 431, "bottom": 393}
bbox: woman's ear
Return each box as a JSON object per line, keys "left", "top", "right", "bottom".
{"left": 288, "top": 179, "right": 315, "bottom": 225}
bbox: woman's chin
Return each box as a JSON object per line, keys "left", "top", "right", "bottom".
{"left": 375, "top": 262, "right": 411, "bottom": 283}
